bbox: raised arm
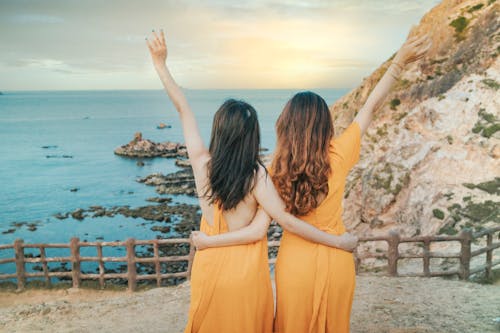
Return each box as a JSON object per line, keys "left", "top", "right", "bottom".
{"left": 146, "top": 30, "right": 208, "bottom": 164}
{"left": 354, "top": 32, "right": 431, "bottom": 135}
{"left": 147, "top": 30, "right": 212, "bottom": 218}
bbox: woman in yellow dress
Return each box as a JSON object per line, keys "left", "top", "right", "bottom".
{"left": 194, "top": 32, "right": 431, "bottom": 333}
{"left": 146, "top": 30, "right": 357, "bottom": 333}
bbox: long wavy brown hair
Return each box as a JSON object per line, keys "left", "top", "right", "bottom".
{"left": 271, "top": 91, "right": 334, "bottom": 216}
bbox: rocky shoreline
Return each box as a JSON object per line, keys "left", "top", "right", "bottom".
{"left": 114, "top": 132, "right": 188, "bottom": 159}
{"left": 137, "top": 169, "right": 196, "bottom": 196}
{"left": 54, "top": 201, "right": 201, "bottom": 237}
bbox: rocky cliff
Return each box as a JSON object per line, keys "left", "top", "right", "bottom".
{"left": 332, "top": 0, "right": 499, "bottom": 237}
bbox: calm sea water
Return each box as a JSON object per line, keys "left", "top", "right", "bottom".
{"left": 0, "top": 89, "right": 347, "bottom": 273}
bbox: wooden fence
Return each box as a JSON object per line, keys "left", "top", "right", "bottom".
{"left": 0, "top": 238, "right": 195, "bottom": 292}
{"left": 0, "top": 226, "right": 498, "bottom": 291}
{"left": 352, "top": 226, "right": 500, "bottom": 279}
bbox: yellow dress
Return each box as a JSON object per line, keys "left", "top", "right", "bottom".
{"left": 274, "top": 121, "right": 361, "bottom": 333}
{"left": 184, "top": 205, "right": 274, "bottom": 333}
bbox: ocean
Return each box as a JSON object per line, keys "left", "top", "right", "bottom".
{"left": 0, "top": 89, "right": 347, "bottom": 276}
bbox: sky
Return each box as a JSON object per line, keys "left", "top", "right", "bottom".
{"left": 0, "top": 0, "right": 441, "bottom": 91}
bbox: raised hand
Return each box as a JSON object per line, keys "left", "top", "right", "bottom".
{"left": 146, "top": 29, "right": 167, "bottom": 67}
{"left": 393, "top": 32, "right": 432, "bottom": 67}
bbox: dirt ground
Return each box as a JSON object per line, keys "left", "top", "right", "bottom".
{"left": 0, "top": 276, "right": 499, "bottom": 333}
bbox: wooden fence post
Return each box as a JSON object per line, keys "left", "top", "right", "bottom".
{"left": 97, "top": 243, "right": 105, "bottom": 289}
{"left": 153, "top": 241, "right": 161, "bottom": 287}
{"left": 423, "top": 239, "right": 430, "bottom": 277}
{"left": 187, "top": 239, "right": 196, "bottom": 280}
{"left": 14, "top": 239, "right": 25, "bottom": 291}
{"left": 485, "top": 232, "right": 493, "bottom": 280}
{"left": 126, "top": 238, "right": 137, "bottom": 292}
{"left": 387, "top": 231, "right": 400, "bottom": 276}
{"left": 459, "top": 230, "right": 472, "bottom": 280}
{"left": 70, "top": 237, "right": 81, "bottom": 288}
{"left": 39, "top": 246, "right": 51, "bottom": 287}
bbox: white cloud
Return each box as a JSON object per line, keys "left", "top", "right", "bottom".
{"left": 8, "top": 14, "right": 65, "bottom": 24}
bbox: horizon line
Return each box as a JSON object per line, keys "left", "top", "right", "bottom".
{"left": 0, "top": 87, "right": 353, "bottom": 93}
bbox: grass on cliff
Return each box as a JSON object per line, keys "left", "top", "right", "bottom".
{"left": 463, "top": 177, "right": 500, "bottom": 195}
{"left": 389, "top": 98, "right": 401, "bottom": 110}
{"left": 439, "top": 198, "right": 499, "bottom": 235}
{"left": 450, "top": 16, "right": 469, "bottom": 41}
{"left": 481, "top": 78, "right": 500, "bottom": 90}
{"left": 433, "top": 209, "right": 445, "bottom": 220}
{"left": 467, "top": 3, "right": 484, "bottom": 13}
{"left": 472, "top": 108, "right": 500, "bottom": 138}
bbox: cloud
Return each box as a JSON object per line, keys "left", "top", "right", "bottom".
{"left": 10, "top": 58, "right": 76, "bottom": 74}
{"left": 7, "top": 14, "right": 65, "bottom": 24}
{"left": 0, "top": 0, "right": 441, "bottom": 90}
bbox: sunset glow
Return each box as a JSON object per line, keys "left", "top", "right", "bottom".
{"left": 0, "top": 0, "right": 440, "bottom": 90}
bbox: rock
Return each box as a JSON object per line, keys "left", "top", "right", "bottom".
{"left": 137, "top": 160, "right": 145, "bottom": 167}
{"left": 151, "top": 226, "right": 171, "bottom": 233}
{"left": 490, "top": 144, "right": 500, "bottom": 158}
{"left": 175, "top": 158, "right": 191, "bottom": 168}
{"left": 138, "top": 168, "right": 197, "bottom": 196}
{"left": 114, "top": 133, "right": 186, "bottom": 158}
{"left": 92, "top": 209, "right": 106, "bottom": 217}
{"left": 71, "top": 209, "right": 85, "bottom": 220}
{"left": 46, "top": 155, "right": 73, "bottom": 159}
{"left": 58, "top": 202, "right": 199, "bottom": 235}
{"left": 133, "top": 132, "right": 142, "bottom": 143}
{"left": 330, "top": 0, "right": 500, "bottom": 238}
{"left": 157, "top": 123, "right": 172, "bottom": 129}
{"left": 54, "top": 212, "right": 69, "bottom": 220}
{"left": 146, "top": 197, "right": 172, "bottom": 203}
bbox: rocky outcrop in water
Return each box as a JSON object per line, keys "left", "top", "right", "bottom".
{"left": 331, "top": 0, "right": 499, "bottom": 238}
{"left": 114, "top": 132, "right": 187, "bottom": 158}
{"left": 53, "top": 202, "right": 201, "bottom": 238}
{"left": 137, "top": 169, "right": 197, "bottom": 196}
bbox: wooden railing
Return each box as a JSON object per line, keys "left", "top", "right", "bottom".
{"left": 0, "top": 226, "right": 498, "bottom": 291}
{"left": 352, "top": 227, "right": 499, "bottom": 279}
{"left": 0, "top": 238, "right": 195, "bottom": 292}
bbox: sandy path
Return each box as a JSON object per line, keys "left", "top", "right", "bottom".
{"left": 1, "top": 276, "right": 499, "bottom": 333}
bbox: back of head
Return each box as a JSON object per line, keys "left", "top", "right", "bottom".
{"left": 271, "top": 91, "right": 334, "bottom": 216}
{"left": 206, "top": 99, "right": 263, "bottom": 210}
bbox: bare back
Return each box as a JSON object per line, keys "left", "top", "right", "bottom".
{"left": 192, "top": 155, "right": 259, "bottom": 231}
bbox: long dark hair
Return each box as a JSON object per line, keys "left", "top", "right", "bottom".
{"left": 271, "top": 91, "right": 334, "bottom": 216}
{"left": 205, "top": 99, "right": 263, "bottom": 210}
